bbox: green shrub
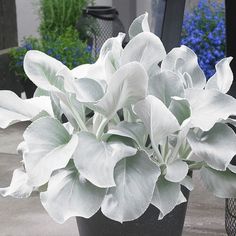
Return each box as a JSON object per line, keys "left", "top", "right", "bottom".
{"left": 9, "top": 28, "right": 94, "bottom": 81}
{"left": 10, "top": 0, "right": 95, "bottom": 82}
{"left": 9, "top": 37, "right": 41, "bottom": 81}
{"left": 39, "top": 0, "right": 94, "bottom": 37}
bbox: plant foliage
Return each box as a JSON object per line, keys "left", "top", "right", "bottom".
{"left": 10, "top": 28, "right": 94, "bottom": 81}
{"left": 39, "top": 0, "right": 92, "bottom": 36}
{"left": 1, "top": 13, "right": 236, "bottom": 224}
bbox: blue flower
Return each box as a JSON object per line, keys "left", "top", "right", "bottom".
{"left": 181, "top": 0, "right": 225, "bottom": 79}
{"left": 47, "top": 49, "right": 53, "bottom": 55}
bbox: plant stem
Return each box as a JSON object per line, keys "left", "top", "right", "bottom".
{"left": 96, "top": 117, "right": 109, "bottom": 139}
{"left": 123, "top": 108, "right": 129, "bottom": 122}
{"left": 168, "top": 136, "right": 182, "bottom": 163}
{"left": 67, "top": 97, "right": 87, "bottom": 131}
{"left": 113, "top": 113, "right": 120, "bottom": 124}
{"left": 151, "top": 139, "right": 164, "bottom": 164}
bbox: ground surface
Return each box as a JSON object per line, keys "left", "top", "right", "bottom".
{"left": 0, "top": 122, "right": 228, "bottom": 236}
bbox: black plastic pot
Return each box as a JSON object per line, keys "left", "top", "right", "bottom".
{"left": 76, "top": 187, "right": 189, "bottom": 236}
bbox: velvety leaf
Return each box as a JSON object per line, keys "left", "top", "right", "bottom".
{"left": 128, "top": 12, "right": 150, "bottom": 39}
{"left": 92, "top": 112, "right": 105, "bottom": 134}
{"left": 222, "top": 117, "right": 236, "bottom": 127}
{"left": 177, "top": 191, "right": 187, "bottom": 205}
{"left": 133, "top": 95, "right": 180, "bottom": 146}
{"left": 94, "top": 62, "right": 148, "bottom": 118}
{"left": 228, "top": 164, "right": 236, "bottom": 174}
{"left": 101, "top": 151, "right": 160, "bottom": 222}
{"left": 0, "top": 90, "right": 53, "bottom": 128}
{"left": 34, "top": 87, "right": 50, "bottom": 97}
{"left": 59, "top": 66, "right": 105, "bottom": 105}
{"left": 40, "top": 165, "right": 106, "bottom": 223}
{"left": 187, "top": 123, "right": 236, "bottom": 171}
{"left": 34, "top": 88, "right": 64, "bottom": 120}
{"left": 149, "top": 71, "right": 185, "bottom": 107}
{"left": 169, "top": 97, "right": 191, "bottom": 125}
{"left": 23, "top": 117, "right": 78, "bottom": 186}
{"left": 0, "top": 168, "right": 33, "bottom": 198}
{"left": 201, "top": 166, "right": 236, "bottom": 198}
{"left": 72, "top": 33, "right": 125, "bottom": 84}
{"left": 151, "top": 176, "right": 181, "bottom": 219}
{"left": 161, "top": 45, "right": 206, "bottom": 89}
{"left": 24, "top": 50, "right": 65, "bottom": 91}
{"left": 185, "top": 88, "right": 236, "bottom": 131}
{"left": 165, "top": 160, "right": 188, "bottom": 182}
{"left": 73, "top": 132, "right": 137, "bottom": 188}
{"left": 104, "top": 121, "right": 147, "bottom": 147}
{"left": 180, "top": 175, "right": 194, "bottom": 191}
{"left": 206, "top": 57, "right": 233, "bottom": 93}
{"left": 98, "top": 32, "right": 125, "bottom": 64}
{"left": 148, "top": 62, "right": 161, "bottom": 79}
{"left": 121, "top": 32, "right": 166, "bottom": 71}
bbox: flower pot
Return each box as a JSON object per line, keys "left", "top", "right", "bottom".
{"left": 76, "top": 187, "right": 189, "bottom": 236}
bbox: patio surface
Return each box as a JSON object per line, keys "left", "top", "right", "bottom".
{"left": 0, "top": 122, "right": 227, "bottom": 236}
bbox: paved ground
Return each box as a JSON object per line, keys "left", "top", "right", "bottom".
{"left": 0, "top": 122, "right": 227, "bottom": 236}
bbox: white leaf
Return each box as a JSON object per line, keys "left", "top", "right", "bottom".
{"left": 63, "top": 67, "right": 105, "bottom": 103}
{"left": 128, "top": 12, "right": 150, "bottom": 39}
{"left": 133, "top": 95, "right": 180, "bottom": 146}
{"left": 169, "top": 97, "right": 191, "bottom": 125}
{"left": 94, "top": 62, "right": 148, "bottom": 118}
{"left": 186, "top": 88, "right": 236, "bottom": 131}
{"left": 148, "top": 62, "right": 161, "bottom": 79}
{"left": 40, "top": 165, "right": 106, "bottom": 223}
{"left": 151, "top": 177, "right": 181, "bottom": 219}
{"left": 201, "top": 166, "right": 236, "bottom": 198}
{"left": 121, "top": 32, "right": 166, "bottom": 71}
{"left": 0, "top": 90, "right": 53, "bottom": 128}
{"left": 73, "top": 132, "right": 137, "bottom": 188}
{"left": 23, "top": 117, "right": 78, "bottom": 186}
{"left": 187, "top": 123, "right": 236, "bottom": 171}
{"left": 24, "top": 50, "right": 65, "bottom": 91}
{"left": 177, "top": 191, "right": 187, "bottom": 205}
{"left": 72, "top": 33, "right": 125, "bottom": 84}
{"left": 104, "top": 121, "right": 147, "bottom": 147}
{"left": 101, "top": 151, "right": 160, "bottom": 222}
{"left": 228, "top": 164, "right": 236, "bottom": 174}
{"left": 161, "top": 45, "right": 206, "bottom": 89}
{"left": 222, "top": 118, "right": 236, "bottom": 127}
{"left": 180, "top": 175, "right": 194, "bottom": 191}
{"left": 165, "top": 160, "right": 188, "bottom": 183}
{"left": 206, "top": 57, "right": 233, "bottom": 93}
{"left": 149, "top": 70, "right": 185, "bottom": 107}
{"left": 0, "top": 168, "right": 33, "bottom": 198}
{"left": 92, "top": 112, "right": 105, "bottom": 134}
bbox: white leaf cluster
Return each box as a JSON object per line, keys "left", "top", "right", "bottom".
{"left": 1, "top": 13, "right": 236, "bottom": 223}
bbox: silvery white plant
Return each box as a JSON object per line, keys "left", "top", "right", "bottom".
{"left": 1, "top": 13, "right": 236, "bottom": 223}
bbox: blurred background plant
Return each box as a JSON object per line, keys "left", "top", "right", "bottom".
{"left": 9, "top": 0, "right": 95, "bottom": 87}
{"left": 181, "top": 0, "right": 225, "bottom": 79}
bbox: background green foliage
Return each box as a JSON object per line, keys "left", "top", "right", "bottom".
{"left": 39, "top": 0, "right": 93, "bottom": 37}
{"left": 10, "top": 0, "right": 94, "bottom": 81}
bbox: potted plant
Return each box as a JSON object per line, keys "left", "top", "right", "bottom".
{"left": 1, "top": 13, "right": 236, "bottom": 236}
